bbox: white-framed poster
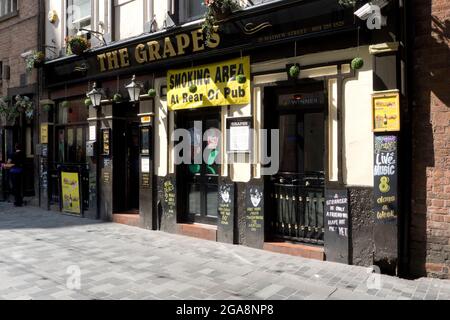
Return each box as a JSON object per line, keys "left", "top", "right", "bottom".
{"left": 226, "top": 117, "right": 253, "bottom": 154}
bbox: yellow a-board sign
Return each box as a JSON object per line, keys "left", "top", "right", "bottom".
{"left": 167, "top": 56, "right": 251, "bottom": 111}
{"left": 61, "top": 172, "right": 81, "bottom": 215}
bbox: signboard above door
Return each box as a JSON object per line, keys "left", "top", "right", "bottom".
{"left": 278, "top": 91, "right": 325, "bottom": 107}
{"left": 167, "top": 57, "right": 251, "bottom": 111}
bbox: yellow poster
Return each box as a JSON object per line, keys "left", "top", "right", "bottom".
{"left": 40, "top": 123, "right": 48, "bottom": 144}
{"left": 372, "top": 91, "right": 401, "bottom": 132}
{"left": 61, "top": 172, "right": 81, "bottom": 215}
{"left": 167, "top": 56, "right": 251, "bottom": 111}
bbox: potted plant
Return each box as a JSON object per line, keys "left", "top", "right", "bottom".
{"left": 202, "top": 0, "right": 241, "bottom": 45}
{"left": 26, "top": 51, "right": 45, "bottom": 72}
{"left": 61, "top": 100, "right": 70, "bottom": 108}
{"left": 148, "top": 88, "right": 157, "bottom": 98}
{"left": 65, "top": 36, "right": 90, "bottom": 56}
{"left": 15, "top": 95, "right": 34, "bottom": 121}
{"left": 84, "top": 98, "right": 93, "bottom": 108}
{"left": 351, "top": 57, "right": 364, "bottom": 70}
{"left": 0, "top": 96, "right": 17, "bottom": 126}
{"left": 113, "top": 93, "right": 123, "bottom": 103}
{"left": 42, "top": 104, "right": 52, "bottom": 112}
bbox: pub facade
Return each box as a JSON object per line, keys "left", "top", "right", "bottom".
{"left": 41, "top": 0, "right": 409, "bottom": 275}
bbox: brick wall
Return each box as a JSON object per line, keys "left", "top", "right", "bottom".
{"left": 0, "top": 0, "right": 39, "bottom": 96}
{"left": 411, "top": 0, "right": 450, "bottom": 279}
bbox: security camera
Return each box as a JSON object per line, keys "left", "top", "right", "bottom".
{"left": 354, "top": 0, "right": 389, "bottom": 20}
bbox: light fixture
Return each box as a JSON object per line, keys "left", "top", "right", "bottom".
{"left": 126, "top": 75, "right": 143, "bottom": 103}
{"left": 86, "top": 82, "right": 103, "bottom": 108}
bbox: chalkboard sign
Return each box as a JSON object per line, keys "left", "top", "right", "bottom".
{"left": 218, "top": 184, "right": 235, "bottom": 244}
{"left": 163, "top": 179, "right": 176, "bottom": 220}
{"left": 324, "top": 189, "right": 350, "bottom": 264}
{"left": 374, "top": 135, "right": 398, "bottom": 224}
{"left": 245, "top": 185, "right": 264, "bottom": 248}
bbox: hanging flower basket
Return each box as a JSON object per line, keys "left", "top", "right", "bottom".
{"left": 66, "top": 36, "right": 90, "bottom": 56}
{"left": 202, "top": 0, "right": 241, "bottom": 45}
{"left": 25, "top": 51, "right": 45, "bottom": 73}
{"left": 210, "top": 2, "right": 232, "bottom": 21}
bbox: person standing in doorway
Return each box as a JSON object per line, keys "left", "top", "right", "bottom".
{"left": 5, "top": 144, "right": 25, "bottom": 207}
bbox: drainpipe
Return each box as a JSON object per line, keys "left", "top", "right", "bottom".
{"left": 399, "top": 0, "right": 412, "bottom": 278}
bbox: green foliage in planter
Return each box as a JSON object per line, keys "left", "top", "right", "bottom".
{"left": 236, "top": 74, "right": 247, "bottom": 84}
{"left": 113, "top": 93, "right": 123, "bottom": 103}
{"left": 202, "top": 0, "right": 241, "bottom": 46}
{"left": 65, "top": 36, "right": 90, "bottom": 56}
{"left": 61, "top": 100, "right": 70, "bottom": 108}
{"left": 189, "top": 84, "right": 198, "bottom": 94}
{"left": 0, "top": 96, "right": 19, "bottom": 124}
{"left": 351, "top": 57, "right": 364, "bottom": 70}
{"left": 289, "top": 64, "right": 301, "bottom": 79}
{"left": 84, "top": 98, "right": 93, "bottom": 107}
{"left": 43, "top": 104, "right": 52, "bottom": 112}
{"left": 15, "top": 95, "right": 34, "bottom": 120}
{"left": 148, "top": 88, "right": 157, "bottom": 98}
{"left": 25, "top": 51, "right": 45, "bottom": 73}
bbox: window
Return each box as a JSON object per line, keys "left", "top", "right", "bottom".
{"left": 179, "top": 0, "right": 206, "bottom": 23}
{"left": 0, "top": 61, "right": 2, "bottom": 80}
{"left": 0, "top": 0, "right": 17, "bottom": 19}
{"left": 67, "top": 0, "right": 92, "bottom": 37}
{"left": 55, "top": 100, "right": 88, "bottom": 164}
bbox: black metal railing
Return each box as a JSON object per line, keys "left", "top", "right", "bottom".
{"left": 270, "top": 172, "right": 325, "bottom": 244}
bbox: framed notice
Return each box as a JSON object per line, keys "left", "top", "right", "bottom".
{"left": 372, "top": 91, "right": 400, "bottom": 132}
{"left": 61, "top": 171, "right": 81, "bottom": 215}
{"left": 40, "top": 123, "right": 49, "bottom": 144}
{"left": 226, "top": 117, "right": 253, "bottom": 153}
{"left": 101, "top": 129, "right": 111, "bottom": 156}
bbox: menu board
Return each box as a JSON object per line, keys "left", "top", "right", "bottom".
{"left": 141, "top": 173, "right": 151, "bottom": 189}
{"left": 227, "top": 117, "right": 253, "bottom": 153}
{"left": 374, "top": 135, "right": 398, "bottom": 223}
{"left": 324, "top": 189, "right": 350, "bottom": 264}
{"left": 163, "top": 180, "right": 176, "bottom": 220}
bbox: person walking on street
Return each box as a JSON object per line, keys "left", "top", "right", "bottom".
{"left": 4, "top": 144, "right": 25, "bottom": 207}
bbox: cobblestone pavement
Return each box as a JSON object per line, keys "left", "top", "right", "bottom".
{"left": 0, "top": 203, "right": 449, "bottom": 300}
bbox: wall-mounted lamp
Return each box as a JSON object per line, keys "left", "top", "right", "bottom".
{"left": 86, "top": 82, "right": 103, "bottom": 108}
{"left": 126, "top": 75, "right": 143, "bottom": 103}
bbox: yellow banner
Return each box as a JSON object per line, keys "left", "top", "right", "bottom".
{"left": 167, "top": 56, "right": 251, "bottom": 111}
{"left": 61, "top": 172, "right": 81, "bottom": 215}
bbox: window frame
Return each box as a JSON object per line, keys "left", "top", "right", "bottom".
{"left": 178, "top": 0, "right": 207, "bottom": 24}
{"left": 0, "top": 0, "right": 18, "bottom": 22}
{"left": 66, "top": 0, "right": 93, "bottom": 38}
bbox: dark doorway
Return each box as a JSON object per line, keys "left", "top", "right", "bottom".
{"left": 126, "top": 121, "right": 140, "bottom": 211}
{"left": 266, "top": 82, "right": 326, "bottom": 244}
{"left": 178, "top": 110, "right": 221, "bottom": 225}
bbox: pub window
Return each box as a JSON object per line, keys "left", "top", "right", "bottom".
{"left": 0, "top": 61, "right": 3, "bottom": 80}
{"left": 55, "top": 100, "right": 88, "bottom": 164}
{"left": 0, "top": 0, "right": 18, "bottom": 19}
{"left": 67, "top": 0, "right": 92, "bottom": 37}
{"left": 179, "top": 0, "right": 206, "bottom": 23}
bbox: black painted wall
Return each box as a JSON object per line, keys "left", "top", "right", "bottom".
{"left": 349, "top": 187, "right": 375, "bottom": 267}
